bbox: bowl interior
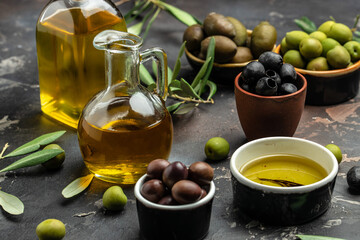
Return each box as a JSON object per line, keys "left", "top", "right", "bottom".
{"left": 134, "top": 174, "right": 215, "bottom": 210}
{"left": 230, "top": 137, "right": 338, "bottom": 193}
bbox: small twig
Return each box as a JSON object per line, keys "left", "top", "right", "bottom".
{"left": 0, "top": 143, "right": 9, "bottom": 159}
{"left": 170, "top": 94, "right": 214, "bottom": 104}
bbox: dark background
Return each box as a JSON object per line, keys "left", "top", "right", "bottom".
{"left": 0, "top": 0, "right": 359, "bottom": 239}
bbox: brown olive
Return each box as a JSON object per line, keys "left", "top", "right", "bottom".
{"left": 158, "top": 195, "right": 178, "bottom": 205}
{"left": 140, "top": 179, "right": 165, "bottom": 203}
{"left": 203, "top": 12, "right": 236, "bottom": 38}
{"left": 231, "top": 46, "right": 253, "bottom": 63}
{"left": 162, "top": 161, "right": 188, "bottom": 189}
{"left": 183, "top": 24, "right": 205, "bottom": 52}
{"left": 188, "top": 161, "right": 214, "bottom": 186}
{"left": 200, "top": 189, "right": 207, "bottom": 199}
{"left": 172, "top": 180, "right": 202, "bottom": 204}
{"left": 147, "top": 159, "right": 170, "bottom": 180}
{"left": 200, "top": 35, "right": 237, "bottom": 63}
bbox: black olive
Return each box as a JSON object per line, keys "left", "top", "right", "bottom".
{"left": 255, "top": 77, "right": 278, "bottom": 96}
{"left": 347, "top": 166, "right": 360, "bottom": 192}
{"left": 265, "top": 69, "right": 281, "bottom": 85}
{"left": 258, "top": 51, "right": 283, "bottom": 71}
{"left": 279, "top": 63, "right": 297, "bottom": 83}
{"left": 280, "top": 83, "right": 298, "bottom": 95}
{"left": 242, "top": 61, "right": 265, "bottom": 85}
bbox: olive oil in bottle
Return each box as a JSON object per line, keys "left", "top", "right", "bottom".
{"left": 36, "top": 1, "right": 127, "bottom": 128}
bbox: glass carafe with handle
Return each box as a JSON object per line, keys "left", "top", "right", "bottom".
{"left": 36, "top": 0, "right": 127, "bottom": 129}
{"left": 77, "top": 30, "right": 173, "bottom": 184}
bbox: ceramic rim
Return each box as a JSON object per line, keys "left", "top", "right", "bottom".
{"left": 134, "top": 174, "right": 215, "bottom": 211}
{"left": 230, "top": 137, "right": 339, "bottom": 194}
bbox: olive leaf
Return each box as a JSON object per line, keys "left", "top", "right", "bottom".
{"left": 140, "top": 64, "right": 155, "bottom": 86}
{"left": 124, "top": 0, "right": 149, "bottom": 24}
{"left": 62, "top": 174, "right": 94, "bottom": 198}
{"left": 3, "top": 130, "right": 66, "bottom": 158}
{"left": 296, "top": 235, "right": 346, "bottom": 240}
{"left": 0, "top": 149, "right": 64, "bottom": 173}
{"left": 142, "top": 7, "right": 161, "bottom": 39}
{"left": 191, "top": 56, "right": 212, "bottom": 88}
{"left": 198, "top": 37, "right": 215, "bottom": 95}
{"left": 166, "top": 102, "right": 183, "bottom": 113}
{"left": 152, "top": 61, "right": 173, "bottom": 85}
{"left": 128, "top": 5, "right": 157, "bottom": 36}
{"left": 180, "top": 78, "right": 202, "bottom": 99}
{"left": 171, "top": 41, "right": 187, "bottom": 82}
{"left": 156, "top": 1, "right": 201, "bottom": 26}
{"left": 173, "top": 103, "right": 197, "bottom": 115}
{"left": 294, "top": 16, "right": 317, "bottom": 33}
{"left": 0, "top": 190, "right": 24, "bottom": 215}
{"left": 206, "top": 80, "right": 217, "bottom": 101}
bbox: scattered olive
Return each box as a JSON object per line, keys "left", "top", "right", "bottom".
{"left": 146, "top": 159, "right": 170, "bottom": 180}
{"left": 347, "top": 166, "right": 360, "bottom": 192}
{"left": 255, "top": 77, "right": 278, "bottom": 96}
{"left": 259, "top": 51, "right": 283, "bottom": 71}
{"left": 204, "top": 137, "right": 230, "bottom": 161}
{"left": 141, "top": 179, "right": 166, "bottom": 203}
{"left": 36, "top": 219, "right": 66, "bottom": 240}
{"left": 102, "top": 186, "right": 127, "bottom": 211}
{"left": 42, "top": 144, "right": 65, "bottom": 170}
{"left": 188, "top": 162, "right": 214, "bottom": 186}
{"left": 172, "top": 180, "right": 202, "bottom": 204}
{"left": 162, "top": 161, "right": 188, "bottom": 189}
{"left": 158, "top": 195, "right": 178, "bottom": 205}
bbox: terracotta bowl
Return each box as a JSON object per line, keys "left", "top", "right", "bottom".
{"left": 230, "top": 137, "right": 338, "bottom": 225}
{"left": 185, "top": 30, "right": 276, "bottom": 84}
{"left": 275, "top": 45, "right": 360, "bottom": 105}
{"left": 234, "top": 72, "right": 307, "bottom": 141}
{"left": 134, "top": 174, "right": 215, "bottom": 240}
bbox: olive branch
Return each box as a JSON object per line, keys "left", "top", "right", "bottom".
{"left": 116, "top": 0, "right": 216, "bottom": 114}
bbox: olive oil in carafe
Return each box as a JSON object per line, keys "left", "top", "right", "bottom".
{"left": 36, "top": 8, "right": 127, "bottom": 128}
{"left": 78, "top": 96, "right": 173, "bottom": 184}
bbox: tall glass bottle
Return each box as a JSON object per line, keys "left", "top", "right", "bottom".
{"left": 36, "top": 0, "right": 127, "bottom": 128}
{"left": 77, "top": 30, "right": 173, "bottom": 184}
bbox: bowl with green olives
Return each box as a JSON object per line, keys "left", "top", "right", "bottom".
{"left": 134, "top": 159, "right": 215, "bottom": 240}
{"left": 184, "top": 12, "right": 277, "bottom": 83}
{"left": 276, "top": 23, "right": 360, "bottom": 105}
{"left": 234, "top": 52, "right": 307, "bottom": 141}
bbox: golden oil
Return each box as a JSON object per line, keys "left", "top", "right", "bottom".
{"left": 240, "top": 154, "right": 328, "bottom": 187}
{"left": 36, "top": 8, "right": 127, "bottom": 128}
{"left": 77, "top": 96, "right": 173, "bottom": 184}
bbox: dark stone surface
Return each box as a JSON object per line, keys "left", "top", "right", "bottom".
{"left": 0, "top": 0, "right": 359, "bottom": 239}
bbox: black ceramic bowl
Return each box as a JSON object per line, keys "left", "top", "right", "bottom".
{"left": 134, "top": 175, "right": 215, "bottom": 240}
{"left": 230, "top": 137, "right": 338, "bottom": 225}
{"left": 275, "top": 45, "right": 360, "bottom": 105}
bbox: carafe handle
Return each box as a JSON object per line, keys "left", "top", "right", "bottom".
{"left": 140, "top": 48, "right": 168, "bottom": 100}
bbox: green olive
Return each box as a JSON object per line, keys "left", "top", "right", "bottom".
{"left": 42, "top": 144, "right": 65, "bottom": 170}
{"left": 183, "top": 24, "right": 205, "bottom": 53}
{"left": 201, "top": 35, "right": 237, "bottom": 63}
{"left": 203, "top": 12, "right": 236, "bottom": 38}
{"left": 226, "top": 16, "right": 247, "bottom": 46}
{"left": 102, "top": 186, "right": 127, "bottom": 211}
{"left": 250, "top": 21, "right": 277, "bottom": 58}
{"left": 36, "top": 219, "right": 66, "bottom": 240}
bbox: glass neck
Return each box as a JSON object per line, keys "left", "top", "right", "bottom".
{"left": 105, "top": 49, "right": 140, "bottom": 89}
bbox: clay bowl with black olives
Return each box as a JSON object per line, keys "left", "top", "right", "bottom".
{"left": 134, "top": 161, "right": 215, "bottom": 240}
{"left": 234, "top": 68, "right": 307, "bottom": 141}
{"left": 230, "top": 137, "right": 338, "bottom": 225}
{"left": 274, "top": 45, "right": 360, "bottom": 105}
{"left": 185, "top": 30, "right": 277, "bottom": 84}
